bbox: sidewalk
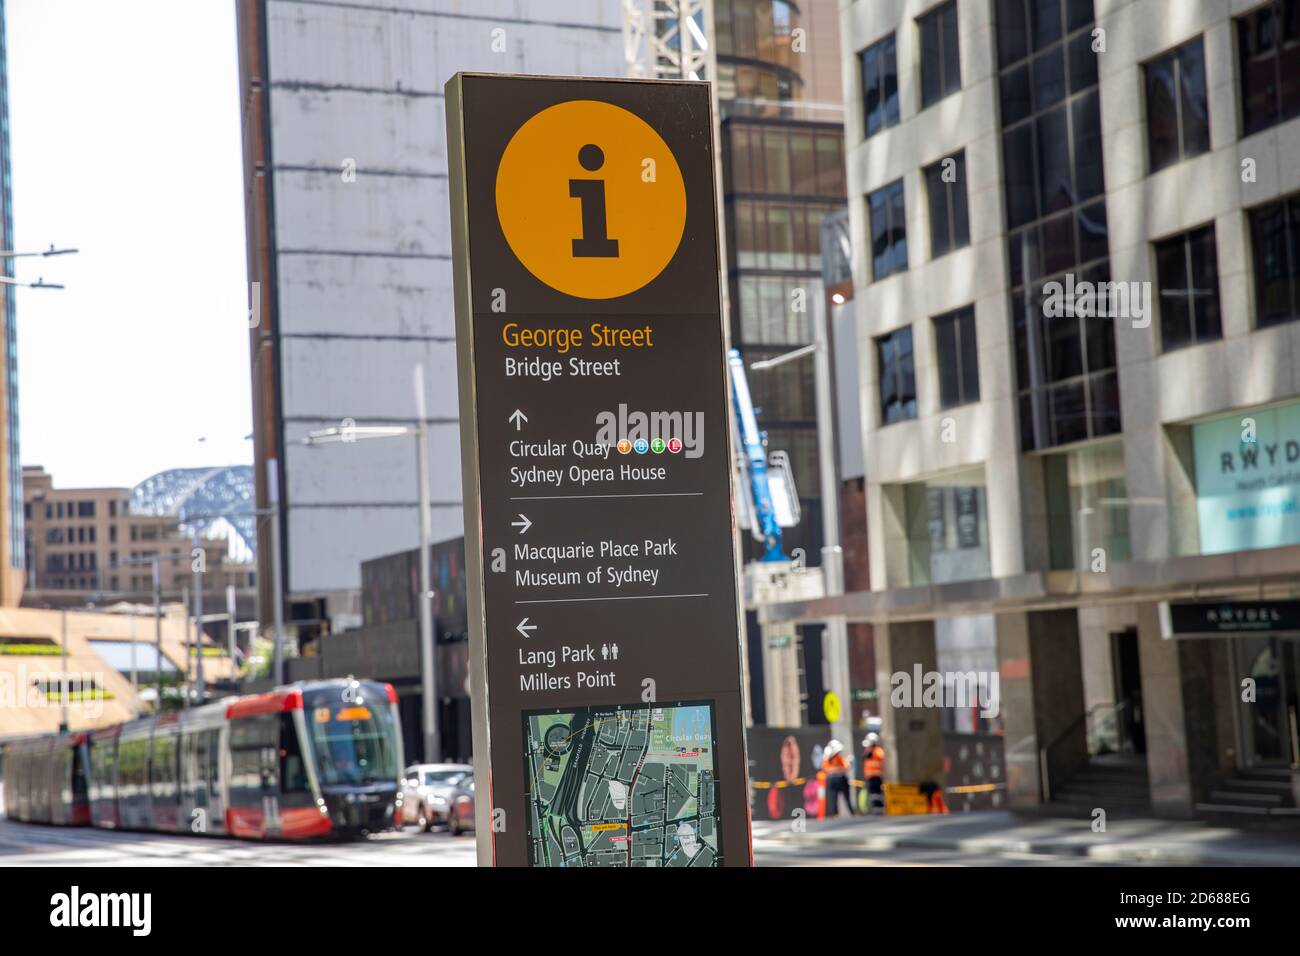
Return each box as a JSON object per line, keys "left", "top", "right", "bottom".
{"left": 752, "top": 809, "right": 1300, "bottom": 866}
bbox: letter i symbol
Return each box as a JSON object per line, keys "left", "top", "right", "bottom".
{"left": 570, "top": 144, "right": 619, "bottom": 258}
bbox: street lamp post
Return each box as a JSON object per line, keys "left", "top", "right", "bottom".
{"left": 749, "top": 293, "right": 853, "bottom": 754}
{"left": 302, "top": 364, "right": 440, "bottom": 762}
{"left": 265, "top": 459, "right": 288, "bottom": 686}
{"left": 152, "top": 559, "right": 164, "bottom": 706}
{"left": 192, "top": 527, "right": 206, "bottom": 704}
{"left": 111, "top": 552, "right": 175, "bottom": 709}
{"left": 59, "top": 609, "right": 69, "bottom": 733}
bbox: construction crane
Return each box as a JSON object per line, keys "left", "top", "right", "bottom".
{"left": 728, "top": 349, "right": 800, "bottom": 563}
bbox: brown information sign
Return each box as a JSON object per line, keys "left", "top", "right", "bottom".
{"left": 446, "top": 73, "right": 750, "bottom": 867}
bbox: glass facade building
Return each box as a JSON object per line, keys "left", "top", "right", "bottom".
{"left": 0, "top": 0, "right": 22, "bottom": 584}
{"left": 838, "top": 0, "right": 1300, "bottom": 819}
{"left": 717, "top": 0, "right": 847, "bottom": 564}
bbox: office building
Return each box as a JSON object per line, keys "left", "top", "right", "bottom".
{"left": 0, "top": 0, "right": 23, "bottom": 608}
{"left": 234, "top": 0, "right": 625, "bottom": 642}
{"left": 22, "top": 465, "right": 255, "bottom": 606}
{"left": 717, "top": 0, "right": 848, "bottom": 565}
{"left": 788, "top": 0, "right": 1300, "bottom": 818}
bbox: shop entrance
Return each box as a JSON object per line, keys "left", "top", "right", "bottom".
{"left": 1109, "top": 628, "right": 1146, "bottom": 754}
{"left": 1233, "top": 637, "right": 1300, "bottom": 769}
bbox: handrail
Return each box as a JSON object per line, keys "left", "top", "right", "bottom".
{"left": 1041, "top": 701, "right": 1124, "bottom": 754}
{"left": 1037, "top": 700, "right": 1133, "bottom": 802}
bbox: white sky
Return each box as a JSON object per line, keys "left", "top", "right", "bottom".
{"left": 6, "top": 0, "right": 251, "bottom": 489}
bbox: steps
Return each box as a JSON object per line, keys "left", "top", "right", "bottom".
{"left": 1049, "top": 754, "right": 1151, "bottom": 818}
{"left": 1197, "top": 768, "right": 1300, "bottom": 818}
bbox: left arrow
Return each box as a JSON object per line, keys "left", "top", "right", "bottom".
{"left": 516, "top": 618, "right": 537, "bottom": 639}
{"left": 512, "top": 513, "right": 532, "bottom": 534}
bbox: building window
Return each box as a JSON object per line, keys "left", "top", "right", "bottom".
{"left": 1237, "top": 1, "right": 1300, "bottom": 138}
{"left": 996, "top": 0, "right": 1095, "bottom": 69}
{"left": 109, "top": 525, "right": 117, "bottom": 544}
{"left": 109, "top": 500, "right": 116, "bottom": 517}
{"left": 934, "top": 306, "right": 980, "bottom": 408}
{"left": 860, "top": 33, "right": 900, "bottom": 137}
{"left": 904, "top": 467, "right": 991, "bottom": 585}
{"left": 78, "top": 501, "right": 94, "bottom": 518}
{"left": 1044, "top": 441, "right": 1130, "bottom": 570}
{"left": 732, "top": 200, "right": 845, "bottom": 277}
{"left": 1144, "top": 36, "right": 1210, "bottom": 173}
{"left": 1250, "top": 193, "right": 1300, "bottom": 328}
{"left": 924, "top": 151, "right": 970, "bottom": 258}
{"left": 877, "top": 326, "right": 917, "bottom": 424}
{"left": 1155, "top": 224, "right": 1222, "bottom": 351}
{"left": 869, "top": 179, "right": 908, "bottom": 280}
{"left": 996, "top": 0, "right": 1117, "bottom": 451}
{"left": 919, "top": 0, "right": 962, "bottom": 108}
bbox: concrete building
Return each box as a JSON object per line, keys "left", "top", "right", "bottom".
{"left": 717, "top": 0, "right": 848, "bottom": 566}
{"left": 0, "top": 604, "right": 236, "bottom": 740}
{"left": 22, "top": 466, "right": 255, "bottom": 607}
{"left": 759, "top": 0, "right": 1300, "bottom": 819}
{"left": 0, "top": 0, "right": 24, "bottom": 608}
{"left": 234, "top": 0, "right": 626, "bottom": 640}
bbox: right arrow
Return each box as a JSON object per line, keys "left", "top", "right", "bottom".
{"left": 516, "top": 617, "right": 537, "bottom": 639}
{"left": 508, "top": 409, "right": 528, "bottom": 431}
{"left": 512, "top": 513, "right": 532, "bottom": 534}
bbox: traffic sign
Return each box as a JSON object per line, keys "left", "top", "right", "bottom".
{"left": 447, "top": 73, "right": 749, "bottom": 868}
{"left": 823, "top": 691, "right": 842, "bottom": 725}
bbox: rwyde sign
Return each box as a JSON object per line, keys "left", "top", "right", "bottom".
{"left": 446, "top": 74, "right": 750, "bottom": 867}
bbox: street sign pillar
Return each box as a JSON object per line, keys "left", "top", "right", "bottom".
{"left": 447, "top": 73, "right": 752, "bottom": 867}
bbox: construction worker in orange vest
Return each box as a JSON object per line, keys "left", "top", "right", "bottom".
{"left": 862, "top": 732, "right": 885, "bottom": 814}
{"left": 919, "top": 780, "right": 950, "bottom": 814}
{"left": 821, "top": 740, "right": 855, "bottom": 816}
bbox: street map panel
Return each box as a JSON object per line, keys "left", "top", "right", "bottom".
{"left": 523, "top": 702, "right": 720, "bottom": 867}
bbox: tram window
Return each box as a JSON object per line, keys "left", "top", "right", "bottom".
{"left": 230, "top": 721, "right": 262, "bottom": 795}
{"left": 279, "top": 714, "right": 309, "bottom": 794}
{"left": 119, "top": 738, "right": 147, "bottom": 794}
{"left": 184, "top": 731, "right": 200, "bottom": 794}
{"left": 151, "top": 733, "right": 177, "bottom": 795}
{"left": 71, "top": 746, "right": 88, "bottom": 800}
{"left": 231, "top": 715, "right": 279, "bottom": 794}
{"left": 206, "top": 730, "right": 221, "bottom": 792}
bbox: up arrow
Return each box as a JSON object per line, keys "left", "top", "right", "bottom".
{"left": 508, "top": 409, "right": 528, "bottom": 431}
{"left": 516, "top": 618, "right": 537, "bottom": 639}
{"left": 512, "top": 513, "right": 532, "bottom": 534}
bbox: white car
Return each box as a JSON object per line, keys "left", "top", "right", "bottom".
{"left": 399, "top": 763, "right": 472, "bottom": 832}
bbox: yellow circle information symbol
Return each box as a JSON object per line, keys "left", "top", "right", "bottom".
{"left": 823, "top": 691, "right": 841, "bottom": 724}
{"left": 495, "top": 100, "right": 687, "bottom": 300}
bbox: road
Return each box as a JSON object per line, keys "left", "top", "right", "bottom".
{"left": 0, "top": 817, "right": 1133, "bottom": 866}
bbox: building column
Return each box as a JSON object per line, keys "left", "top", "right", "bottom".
{"left": 996, "top": 609, "right": 1088, "bottom": 807}
{"left": 875, "top": 620, "right": 944, "bottom": 784}
{"left": 1135, "top": 602, "right": 1222, "bottom": 817}
{"left": 761, "top": 621, "right": 802, "bottom": 728}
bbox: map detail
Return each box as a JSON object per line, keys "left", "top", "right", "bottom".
{"left": 523, "top": 701, "right": 720, "bottom": 867}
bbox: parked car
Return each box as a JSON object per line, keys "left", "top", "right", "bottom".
{"left": 399, "top": 763, "right": 472, "bottom": 831}
{"left": 446, "top": 774, "right": 475, "bottom": 836}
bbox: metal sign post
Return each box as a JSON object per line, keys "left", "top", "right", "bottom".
{"left": 447, "top": 73, "right": 751, "bottom": 867}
